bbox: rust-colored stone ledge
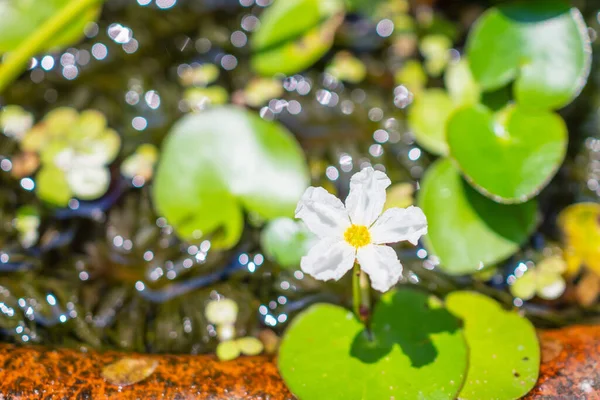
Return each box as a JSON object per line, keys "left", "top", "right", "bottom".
{"left": 0, "top": 325, "right": 598, "bottom": 399}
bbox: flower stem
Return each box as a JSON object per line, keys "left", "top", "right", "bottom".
{"left": 352, "top": 262, "right": 371, "bottom": 324}
{"left": 0, "top": 0, "right": 102, "bottom": 93}
{"left": 352, "top": 262, "right": 361, "bottom": 320}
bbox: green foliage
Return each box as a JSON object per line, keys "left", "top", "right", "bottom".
{"left": 408, "top": 60, "right": 480, "bottom": 156}
{"left": 279, "top": 289, "right": 540, "bottom": 400}
{"left": 251, "top": 0, "right": 345, "bottom": 76}
{"left": 467, "top": 0, "right": 590, "bottom": 110}
{"left": 418, "top": 159, "right": 537, "bottom": 274}
{"left": 510, "top": 256, "right": 566, "bottom": 301}
{"left": 407, "top": 89, "right": 454, "bottom": 156}
{"left": 260, "top": 218, "right": 316, "bottom": 269}
{"left": 20, "top": 108, "right": 120, "bottom": 206}
{"left": 153, "top": 106, "right": 309, "bottom": 249}
{"left": 446, "top": 291, "right": 540, "bottom": 399}
{"left": 279, "top": 289, "right": 467, "bottom": 400}
{"left": 0, "top": 0, "right": 104, "bottom": 93}
{"left": 447, "top": 104, "right": 567, "bottom": 203}
{"left": 0, "top": 0, "right": 100, "bottom": 54}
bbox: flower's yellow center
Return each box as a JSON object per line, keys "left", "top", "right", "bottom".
{"left": 344, "top": 224, "right": 371, "bottom": 248}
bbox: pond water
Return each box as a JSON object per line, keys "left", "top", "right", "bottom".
{"left": 0, "top": 0, "right": 599, "bottom": 355}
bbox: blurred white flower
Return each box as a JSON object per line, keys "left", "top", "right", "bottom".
{"left": 295, "top": 167, "right": 427, "bottom": 292}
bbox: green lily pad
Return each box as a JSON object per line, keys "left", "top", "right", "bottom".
{"left": 279, "top": 289, "right": 467, "bottom": 400}
{"left": 395, "top": 60, "right": 427, "bottom": 94}
{"left": 36, "top": 165, "right": 72, "bottom": 206}
{"left": 251, "top": 0, "right": 344, "bottom": 76}
{"left": 216, "top": 340, "right": 241, "bottom": 361}
{"left": 444, "top": 59, "right": 480, "bottom": 106}
{"left": 446, "top": 291, "right": 540, "bottom": 400}
{"left": 0, "top": 105, "right": 33, "bottom": 140}
{"left": 237, "top": 337, "right": 264, "bottom": 356}
{"left": 184, "top": 86, "right": 229, "bottom": 110}
{"left": 243, "top": 78, "right": 284, "bottom": 108}
{"left": 325, "top": 51, "right": 366, "bottom": 83}
{"left": 153, "top": 106, "right": 309, "bottom": 249}
{"left": 418, "top": 159, "right": 537, "bottom": 275}
{"left": 407, "top": 89, "right": 454, "bottom": 156}
{"left": 179, "top": 64, "right": 220, "bottom": 87}
{"left": 466, "top": 0, "right": 590, "bottom": 110}
{"left": 447, "top": 104, "right": 567, "bottom": 203}
{"left": 419, "top": 34, "right": 452, "bottom": 77}
{"left": 0, "top": 0, "right": 101, "bottom": 54}
{"left": 260, "top": 217, "right": 316, "bottom": 269}
{"left": 510, "top": 256, "right": 566, "bottom": 301}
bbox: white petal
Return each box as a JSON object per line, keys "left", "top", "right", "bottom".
{"left": 300, "top": 237, "right": 355, "bottom": 282}
{"left": 345, "top": 167, "right": 391, "bottom": 226}
{"left": 357, "top": 244, "right": 402, "bottom": 292}
{"left": 295, "top": 186, "right": 350, "bottom": 238}
{"left": 369, "top": 206, "right": 428, "bottom": 245}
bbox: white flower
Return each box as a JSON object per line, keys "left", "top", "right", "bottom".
{"left": 295, "top": 167, "right": 428, "bottom": 292}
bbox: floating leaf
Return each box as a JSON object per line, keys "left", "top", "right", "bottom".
{"left": 205, "top": 299, "right": 238, "bottom": 326}
{"left": 279, "top": 289, "right": 467, "bottom": 400}
{"left": 237, "top": 337, "right": 264, "bottom": 356}
{"left": 153, "top": 106, "right": 309, "bottom": 248}
{"left": 121, "top": 144, "right": 159, "bottom": 181}
{"left": 446, "top": 291, "right": 540, "bottom": 400}
{"left": 216, "top": 340, "right": 241, "bottom": 361}
{"left": 384, "top": 183, "right": 414, "bottom": 210}
{"left": 0, "top": 105, "right": 33, "bottom": 140}
{"left": 66, "top": 164, "right": 110, "bottom": 200}
{"left": 102, "top": 357, "right": 158, "bottom": 386}
{"left": 444, "top": 59, "right": 480, "bottom": 106}
{"left": 575, "top": 271, "right": 600, "bottom": 307}
{"left": 395, "top": 60, "right": 427, "bottom": 94}
{"left": 466, "top": 0, "right": 590, "bottom": 110}
{"left": 0, "top": 0, "right": 101, "bottom": 54}
{"left": 14, "top": 206, "right": 40, "bottom": 248}
{"left": 251, "top": 0, "right": 345, "bottom": 76}
{"left": 407, "top": 89, "right": 454, "bottom": 155}
{"left": 260, "top": 217, "right": 316, "bottom": 269}
{"left": 418, "top": 159, "right": 537, "bottom": 275}
{"left": 447, "top": 104, "right": 567, "bottom": 203}
{"left": 558, "top": 202, "right": 600, "bottom": 276}
{"left": 242, "top": 78, "right": 284, "bottom": 107}
{"left": 325, "top": 51, "right": 366, "bottom": 83}
{"left": 510, "top": 256, "right": 566, "bottom": 301}
{"left": 419, "top": 34, "right": 452, "bottom": 77}
{"left": 22, "top": 108, "right": 120, "bottom": 206}
{"left": 184, "top": 86, "right": 229, "bottom": 110}
{"left": 179, "top": 63, "right": 220, "bottom": 87}
{"left": 36, "top": 165, "right": 72, "bottom": 206}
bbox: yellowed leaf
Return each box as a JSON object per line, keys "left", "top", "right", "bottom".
{"left": 102, "top": 358, "right": 158, "bottom": 386}
{"left": 558, "top": 203, "right": 600, "bottom": 276}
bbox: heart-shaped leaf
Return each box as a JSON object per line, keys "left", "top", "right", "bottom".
{"left": 278, "top": 289, "right": 467, "bottom": 400}
{"left": 466, "top": 0, "right": 591, "bottom": 110}
{"left": 447, "top": 104, "right": 567, "bottom": 203}
{"left": 418, "top": 159, "right": 537, "bottom": 275}
{"left": 153, "top": 106, "right": 309, "bottom": 249}
{"left": 446, "top": 291, "right": 540, "bottom": 400}
{"left": 251, "top": 0, "right": 344, "bottom": 76}
{"left": 408, "top": 59, "right": 480, "bottom": 156}
{"left": 407, "top": 89, "right": 454, "bottom": 156}
{"left": 0, "top": 0, "right": 101, "bottom": 54}
{"left": 260, "top": 217, "right": 316, "bottom": 269}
